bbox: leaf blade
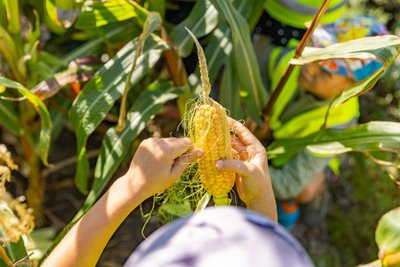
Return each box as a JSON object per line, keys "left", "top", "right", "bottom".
{"left": 0, "top": 76, "right": 52, "bottom": 165}
{"left": 69, "top": 35, "right": 168, "bottom": 193}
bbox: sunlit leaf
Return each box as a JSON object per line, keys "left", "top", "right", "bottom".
{"left": 117, "top": 11, "right": 162, "bottom": 131}
{"left": 290, "top": 35, "right": 400, "bottom": 65}
{"left": 210, "top": 0, "right": 268, "bottom": 123}
{"left": 170, "top": 0, "right": 218, "bottom": 57}
{"left": 90, "top": 80, "right": 183, "bottom": 202}
{"left": 63, "top": 22, "right": 137, "bottom": 63}
{"left": 267, "top": 121, "right": 400, "bottom": 160}
{"left": 75, "top": 0, "right": 148, "bottom": 30}
{"left": 290, "top": 36, "right": 400, "bottom": 118}
{"left": 69, "top": 35, "right": 168, "bottom": 193}
{"left": 0, "top": 77, "right": 52, "bottom": 165}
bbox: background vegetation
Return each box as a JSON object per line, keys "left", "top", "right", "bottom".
{"left": 0, "top": 0, "right": 399, "bottom": 266}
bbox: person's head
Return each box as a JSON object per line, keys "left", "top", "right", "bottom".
{"left": 299, "top": 62, "right": 355, "bottom": 99}
{"left": 124, "top": 207, "right": 314, "bottom": 267}
{"left": 299, "top": 15, "right": 389, "bottom": 99}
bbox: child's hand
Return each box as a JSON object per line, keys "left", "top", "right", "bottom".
{"left": 216, "top": 118, "right": 277, "bottom": 220}
{"left": 124, "top": 137, "right": 204, "bottom": 200}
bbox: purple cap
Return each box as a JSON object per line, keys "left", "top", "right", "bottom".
{"left": 124, "top": 207, "right": 315, "bottom": 267}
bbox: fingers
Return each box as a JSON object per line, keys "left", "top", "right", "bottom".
{"left": 231, "top": 135, "right": 248, "bottom": 160}
{"left": 170, "top": 148, "right": 204, "bottom": 177}
{"left": 143, "top": 137, "right": 193, "bottom": 161}
{"left": 228, "top": 118, "right": 267, "bottom": 162}
{"left": 228, "top": 117, "right": 261, "bottom": 147}
{"left": 216, "top": 159, "right": 256, "bottom": 177}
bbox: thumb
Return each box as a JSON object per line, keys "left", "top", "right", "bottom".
{"left": 216, "top": 159, "right": 255, "bottom": 177}
{"left": 170, "top": 149, "right": 204, "bottom": 178}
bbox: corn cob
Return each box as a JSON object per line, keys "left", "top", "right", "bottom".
{"left": 186, "top": 28, "right": 235, "bottom": 204}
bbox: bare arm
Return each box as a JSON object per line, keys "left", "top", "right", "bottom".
{"left": 42, "top": 138, "right": 203, "bottom": 267}
{"left": 216, "top": 118, "right": 277, "bottom": 221}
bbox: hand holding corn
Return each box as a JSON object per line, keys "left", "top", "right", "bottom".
{"left": 125, "top": 137, "right": 204, "bottom": 199}
{"left": 216, "top": 118, "right": 277, "bottom": 221}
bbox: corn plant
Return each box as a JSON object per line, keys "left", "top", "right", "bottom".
{"left": 0, "top": 0, "right": 399, "bottom": 266}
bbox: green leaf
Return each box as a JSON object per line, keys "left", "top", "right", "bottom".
{"left": 376, "top": 208, "right": 400, "bottom": 260}
{"left": 75, "top": 0, "right": 148, "bottom": 30}
{"left": 159, "top": 202, "right": 193, "bottom": 218}
{"left": 90, "top": 81, "right": 183, "bottom": 206}
{"left": 330, "top": 69, "right": 384, "bottom": 110}
{"left": 291, "top": 35, "right": 400, "bottom": 65}
{"left": 210, "top": 0, "right": 268, "bottom": 121}
{"left": 0, "top": 76, "right": 52, "bottom": 165}
{"left": 63, "top": 22, "right": 137, "bottom": 63}
{"left": 219, "top": 54, "right": 243, "bottom": 120}
{"left": 146, "top": 0, "right": 166, "bottom": 18}
{"left": 267, "top": 121, "right": 400, "bottom": 160}
{"left": 0, "top": 99, "right": 20, "bottom": 136}
{"left": 186, "top": 0, "right": 259, "bottom": 96}
{"left": 0, "top": 25, "right": 21, "bottom": 81}
{"left": 170, "top": 0, "right": 218, "bottom": 57}
{"left": 69, "top": 35, "right": 168, "bottom": 193}
{"left": 3, "top": 0, "right": 21, "bottom": 34}
{"left": 117, "top": 11, "right": 162, "bottom": 131}
{"left": 291, "top": 36, "right": 400, "bottom": 126}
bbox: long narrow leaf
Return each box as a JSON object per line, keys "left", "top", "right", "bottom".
{"left": 210, "top": 0, "right": 268, "bottom": 123}
{"left": 91, "top": 81, "right": 184, "bottom": 207}
{"left": 290, "top": 35, "right": 400, "bottom": 65}
{"left": 187, "top": 0, "right": 260, "bottom": 94}
{"left": 0, "top": 77, "right": 52, "bottom": 165}
{"left": 75, "top": 0, "right": 148, "bottom": 30}
{"left": 330, "top": 68, "right": 384, "bottom": 109}
{"left": 219, "top": 54, "right": 243, "bottom": 120}
{"left": 69, "top": 35, "right": 168, "bottom": 193}
{"left": 267, "top": 121, "right": 400, "bottom": 160}
{"left": 170, "top": 0, "right": 218, "bottom": 57}
{"left": 63, "top": 22, "right": 136, "bottom": 63}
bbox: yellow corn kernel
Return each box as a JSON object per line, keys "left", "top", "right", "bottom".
{"left": 193, "top": 101, "right": 235, "bottom": 197}
{"left": 186, "top": 28, "right": 235, "bottom": 204}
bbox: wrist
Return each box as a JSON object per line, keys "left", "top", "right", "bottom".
{"left": 246, "top": 191, "right": 277, "bottom": 222}
{"left": 112, "top": 174, "right": 147, "bottom": 210}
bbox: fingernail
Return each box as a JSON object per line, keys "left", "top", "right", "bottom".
{"left": 216, "top": 160, "right": 223, "bottom": 169}
{"left": 196, "top": 149, "right": 205, "bottom": 157}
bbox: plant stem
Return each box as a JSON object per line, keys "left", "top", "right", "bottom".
{"left": 20, "top": 102, "right": 45, "bottom": 225}
{"left": 0, "top": 245, "right": 13, "bottom": 266}
{"left": 261, "top": 0, "right": 331, "bottom": 120}
{"left": 116, "top": 35, "right": 144, "bottom": 131}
